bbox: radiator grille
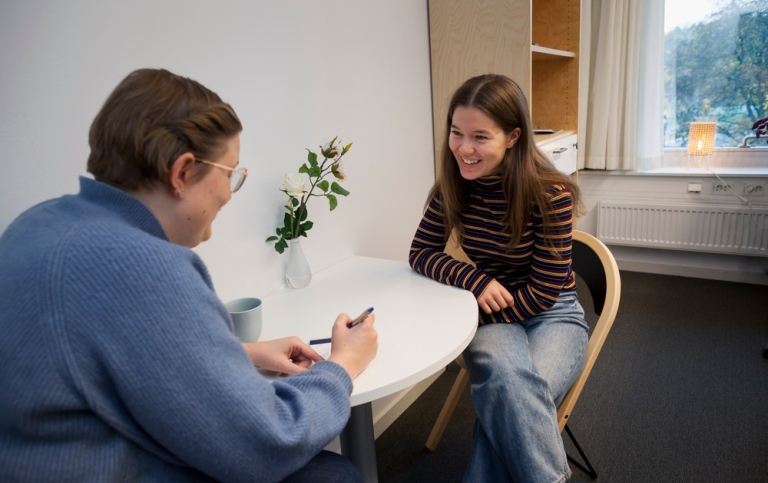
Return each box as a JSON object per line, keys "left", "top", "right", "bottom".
{"left": 597, "top": 201, "right": 768, "bottom": 257}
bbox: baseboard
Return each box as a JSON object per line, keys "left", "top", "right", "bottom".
{"left": 609, "top": 245, "right": 768, "bottom": 285}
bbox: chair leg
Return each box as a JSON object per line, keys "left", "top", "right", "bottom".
{"left": 425, "top": 367, "right": 470, "bottom": 451}
{"left": 564, "top": 424, "right": 597, "bottom": 479}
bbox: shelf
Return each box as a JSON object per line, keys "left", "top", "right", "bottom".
{"left": 534, "top": 130, "right": 574, "bottom": 145}
{"left": 531, "top": 44, "right": 576, "bottom": 61}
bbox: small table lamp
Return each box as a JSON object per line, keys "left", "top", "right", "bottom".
{"left": 687, "top": 122, "right": 716, "bottom": 169}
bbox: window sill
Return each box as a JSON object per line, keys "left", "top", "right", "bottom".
{"left": 580, "top": 148, "right": 768, "bottom": 177}
{"left": 580, "top": 167, "right": 768, "bottom": 178}
{"left": 662, "top": 148, "right": 767, "bottom": 170}
{"left": 637, "top": 167, "right": 768, "bottom": 177}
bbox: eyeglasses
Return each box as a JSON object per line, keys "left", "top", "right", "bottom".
{"left": 195, "top": 159, "right": 249, "bottom": 193}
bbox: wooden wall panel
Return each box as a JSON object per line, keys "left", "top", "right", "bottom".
{"left": 428, "top": 0, "right": 531, "bottom": 174}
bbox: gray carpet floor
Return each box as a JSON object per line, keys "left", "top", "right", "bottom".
{"left": 375, "top": 270, "right": 768, "bottom": 482}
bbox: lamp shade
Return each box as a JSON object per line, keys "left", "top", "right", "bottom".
{"left": 687, "top": 122, "right": 716, "bottom": 156}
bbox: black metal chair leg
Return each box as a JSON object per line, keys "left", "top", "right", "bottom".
{"left": 564, "top": 424, "right": 598, "bottom": 479}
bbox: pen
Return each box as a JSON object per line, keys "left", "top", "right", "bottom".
{"left": 309, "top": 307, "right": 374, "bottom": 345}
{"left": 347, "top": 307, "right": 374, "bottom": 328}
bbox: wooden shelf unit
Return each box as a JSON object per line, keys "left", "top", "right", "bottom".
{"left": 531, "top": 0, "right": 580, "bottom": 133}
{"left": 428, "top": 0, "right": 581, "bottom": 166}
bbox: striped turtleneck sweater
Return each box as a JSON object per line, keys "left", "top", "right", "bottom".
{"left": 409, "top": 175, "right": 576, "bottom": 325}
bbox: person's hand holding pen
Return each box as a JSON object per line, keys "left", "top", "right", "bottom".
{"left": 327, "top": 308, "right": 378, "bottom": 380}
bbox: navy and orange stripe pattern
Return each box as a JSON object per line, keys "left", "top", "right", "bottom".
{"left": 409, "top": 176, "right": 576, "bottom": 325}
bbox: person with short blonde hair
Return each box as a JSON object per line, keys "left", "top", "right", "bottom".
{"left": 0, "top": 68, "right": 377, "bottom": 482}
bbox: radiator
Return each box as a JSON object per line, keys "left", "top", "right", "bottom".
{"left": 596, "top": 201, "right": 768, "bottom": 257}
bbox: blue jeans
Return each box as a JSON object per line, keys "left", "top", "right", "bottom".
{"left": 462, "top": 290, "right": 588, "bottom": 483}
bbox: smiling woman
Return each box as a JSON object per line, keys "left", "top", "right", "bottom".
{"left": 449, "top": 105, "right": 520, "bottom": 180}
{"left": 409, "top": 74, "right": 587, "bottom": 482}
{"left": 155, "top": 134, "right": 241, "bottom": 248}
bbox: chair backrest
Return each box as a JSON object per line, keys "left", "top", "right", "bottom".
{"left": 556, "top": 230, "right": 621, "bottom": 431}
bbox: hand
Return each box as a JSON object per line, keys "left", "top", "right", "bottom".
{"left": 477, "top": 279, "right": 514, "bottom": 314}
{"left": 243, "top": 337, "right": 323, "bottom": 375}
{"left": 328, "top": 312, "right": 378, "bottom": 380}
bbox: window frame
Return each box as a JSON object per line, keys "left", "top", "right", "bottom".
{"left": 662, "top": 1, "right": 766, "bottom": 167}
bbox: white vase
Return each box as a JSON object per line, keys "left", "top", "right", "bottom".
{"left": 285, "top": 239, "right": 312, "bottom": 288}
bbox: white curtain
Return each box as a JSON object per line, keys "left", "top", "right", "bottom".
{"left": 580, "top": 0, "right": 665, "bottom": 170}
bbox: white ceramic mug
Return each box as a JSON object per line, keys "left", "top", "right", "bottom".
{"left": 225, "top": 297, "right": 262, "bottom": 343}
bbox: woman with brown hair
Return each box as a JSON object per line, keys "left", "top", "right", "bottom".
{"left": 0, "top": 68, "right": 377, "bottom": 482}
{"left": 410, "top": 74, "right": 587, "bottom": 482}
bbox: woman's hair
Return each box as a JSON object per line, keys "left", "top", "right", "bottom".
{"left": 87, "top": 68, "right": 242, "bottom": 191}
{"left": 430, "top": 73, "right": 583, "bottom": 249}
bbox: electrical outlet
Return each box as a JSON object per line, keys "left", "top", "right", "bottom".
{"left": 713, "top": 183, "right": 732, "bottom": 193}
{"left": 713, "top": 181, "right": 746, "bottom": 195}
{"left": 743, "top": 183, "right": 766, "bottom": 197}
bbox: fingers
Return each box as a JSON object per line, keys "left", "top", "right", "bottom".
{"left": 279, "top": 338, "right": 323, "bottom": 374}
{"left": 244, "top": 337, "right": 324, "bottom": 374}
{"left": 290, "top": 338, "right": 323, "bottom": 363}
{"left": 253, "top": 312, "right": 379, "bottom": 380}
{"left": 328, "top": 312, "right": 378, "bottom": 380}
{"left": 480, "top": 300, "right": 493, "bottom": 315}
{"left": 478, "top": 280, "right": 514, "bottom": 314}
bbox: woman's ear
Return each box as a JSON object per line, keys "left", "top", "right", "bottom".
{"left": 169, "top": 153, "right": 196, "bottom": 199}
{"left": 506, "top": 128, "right": 522, "bottom": 149}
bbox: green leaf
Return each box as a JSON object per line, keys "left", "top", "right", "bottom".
{"left": 283, "top": 212, "right": 291, "bottom": 228}
{"left": 308, "top": 166, "right": 322, "bottom": 177}
{"left": 331, "top": 182, "right": 350, "bottom": 196}
{"left": 299, "top": 206, "right": 308, "bottom": 221}
{"left": 301, "top": 220, "right": 314, "bottom": 232}
{"left": 266, "top": 235, "right": 278, "bottom": 242}
{"left": 291, "top": 197, "right": 300, "bottom": 207}
{"left": 298, "top": 164, "right": 309, "bottom": 174}
{"left": 276, "top": 238, "right": 288, "bottom": 254}
{"left": 342, "top": 142, "right": 352, "bottom": 155}
{"left": 317, "top": 180, "right": 329, "bottom": 192}
{"left": 327, "top": 194, "right": 338, "bottom": 211}
{"left": 307, "top": 150, "right": 318, "bottom": 166}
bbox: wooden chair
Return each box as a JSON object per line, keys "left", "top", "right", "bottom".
{"left": 425, "top": 230, "right": 622, "bottom": 479}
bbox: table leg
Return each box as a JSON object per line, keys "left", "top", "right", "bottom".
{"left": 339, "top": 402, "right": 378, "bottom": 483}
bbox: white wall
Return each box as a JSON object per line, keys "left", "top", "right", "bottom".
{"left": 0, "top": 0, "right": 435, "bottom": 301}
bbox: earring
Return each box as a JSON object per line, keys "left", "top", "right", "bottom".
{"left": 176, "top": 188, "right": 184, "bottom": 199}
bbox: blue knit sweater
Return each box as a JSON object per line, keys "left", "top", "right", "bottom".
{"left": 0, "top": 177, "right": 353, "bottom": 482}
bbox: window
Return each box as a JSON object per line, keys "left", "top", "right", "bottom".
{"left": 664, "top": 0, "right": 767, "bottom": 150}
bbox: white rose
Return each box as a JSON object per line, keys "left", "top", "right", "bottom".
{"left": 323, "top": 140, "right": 342, "bottom": 158}
{"left": 283, "top": 173, "right": 306, "bottom": 197}
{"left": 332, "top": 161, "right": 347, "bottom": 180}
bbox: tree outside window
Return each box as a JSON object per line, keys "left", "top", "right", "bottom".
{"left": 664, "top": 0, "right": 767, "bottom": 148}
